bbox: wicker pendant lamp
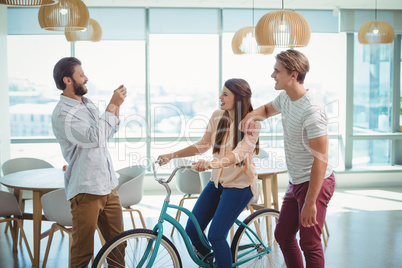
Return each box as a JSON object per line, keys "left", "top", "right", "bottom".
{"left": 38, "top": 0, "right": 89, "bottom": 31}
{"left": 232, "top": 26, "right": 274, "bottom": 55}
{"left": 232, "top": 0, "right": 274, "bottom": 55}
{"left": 358, "top": 0, "right": 394, "bottom": 44}
{"left": 255, "top": 0, "right": 310, "bottom": 48}
{"left": 0, "top": 0, "right": 57, "bottom": 5}
{"left": 65, "top": 18, "right": 102, "bottom": 42}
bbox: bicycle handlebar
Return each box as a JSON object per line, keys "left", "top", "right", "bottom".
{"left": 151, "top": 160, "right": 196, "bottom": 184}
{"left": 152, "top": 160, "right": 198, "bottom": 202}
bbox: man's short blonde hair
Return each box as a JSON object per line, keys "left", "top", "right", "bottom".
{"left": 276, "top": 50, "right": 310, "bottom": 84}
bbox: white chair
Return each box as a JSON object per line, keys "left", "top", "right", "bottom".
{"left": 116, "top": 165, "right": 147, "bottom": 229}
{"left": 199, "top": 171, "right": 211, "bottom": 189}
{"left": 171, "top": 158, "right": 201, "bottom": 236}
{"left": 2, "top": 157, "right": 54, "bottom": 242}
{"left": 41, "top": 189, "right": 105, "bottom": 268}
{"left": 255, "top": 148, "right": 269, "bottom": 158}
{"left": 0, "top": 191, "right": 33, "bottom": 264}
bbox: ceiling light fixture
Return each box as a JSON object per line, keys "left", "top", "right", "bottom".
{"left": 65, "top": 18, "right": 102, "bottom": 42}
{"left": 255, "top": 0, "right": 311, "bottom": 48}
{"left": 38, "top": 0, "right": 89, "bottom": 31}
{"left": 358, "top": 0, "right": 394, "bottom": 44}
{"left": 232, "top": 0, "right": 274, "bottom": 55}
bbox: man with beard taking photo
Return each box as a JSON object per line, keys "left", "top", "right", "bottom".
{"left": 51, "top": 57, "right": 126, "bottom": 267}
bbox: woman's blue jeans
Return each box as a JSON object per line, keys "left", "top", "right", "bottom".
{"left": 185, "top": 181, "right": 253, "bottom": 268}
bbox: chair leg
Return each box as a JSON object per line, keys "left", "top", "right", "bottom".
{"left": 134, "top": 209, "right": 147, "bottom": 229}
{"left": 129, "top": 211, "right": 137, "bottom": 229}
{"left": 322, "top": 230, "right": 327, "bottom": 247}
{"left": 324, "top": 220, "right": 330, "bottom": 237}
{"left": 171, "top": 195, "right": 187, "bottom": 237}
{"left": 129, "top": 209, "right": 146, "bottom": 229}
{"left": 42, "top": 224, "right": 58, "bottom": 268}
{"left": 16, "top": 219, "right": 34, "bottom": 264}
{"left": 4, "top": 221, "right": 10, "bottom": 233}
{"left": 96, "top": 226, "right": 106, "bottom": 245}
{"left": 322, "top": 220, "right": 329, "bottom": 247}
{"left": 10, "top": 220, "right": 20, "bottom": 252}
{"left": 68, "top": 232, "right": 73, "bottom": 268}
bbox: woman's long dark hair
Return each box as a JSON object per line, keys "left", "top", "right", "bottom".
{"left": 213, "top": 78, "right": 259, "bottom": 165}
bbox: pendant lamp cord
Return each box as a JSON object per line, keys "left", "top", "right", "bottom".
{"left": 252, "top": 0, "right": 254, "bottom": 26}
{"left": 375, "top": 0, "right": 377, "bottom": 20}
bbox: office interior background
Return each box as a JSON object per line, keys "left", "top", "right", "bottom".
{"left": 0, "top": 0, "right": 402, "bottom": 192}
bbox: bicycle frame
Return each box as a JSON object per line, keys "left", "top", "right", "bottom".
{"left": 146, "top": 162, "right": 273, "bottom": 268}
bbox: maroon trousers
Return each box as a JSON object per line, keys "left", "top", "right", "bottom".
{"left": 275, "top": 173, "right": 335, "bottom": 268}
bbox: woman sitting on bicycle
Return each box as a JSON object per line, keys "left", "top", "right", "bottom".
{"left": 157, "top": 78, "right": 260, "bottom": 268}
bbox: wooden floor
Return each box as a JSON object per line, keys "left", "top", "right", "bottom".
{"left": 1, "top": 186, "right": 402, "bottom": 268}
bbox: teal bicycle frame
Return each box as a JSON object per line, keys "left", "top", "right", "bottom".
{"left": 145, "top": 162, "right": 272, "bottom": 268}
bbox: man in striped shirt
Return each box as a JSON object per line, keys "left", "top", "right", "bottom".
{"left": 240, "top": 50, "right": 335, "bottom": 268}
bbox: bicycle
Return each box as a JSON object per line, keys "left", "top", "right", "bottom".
{"left": 92, "top": 161, "right": 285, "bottom": 267}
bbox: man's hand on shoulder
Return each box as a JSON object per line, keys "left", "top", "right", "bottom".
{"left": 239, "top": 113, "right": 257, "bottom": 136}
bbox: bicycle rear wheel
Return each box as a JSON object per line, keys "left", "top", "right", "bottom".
{"left": 92, "top": 228, "right": 182, "bottom": 268}
{"left": 231, "top": 208, "right": 285, "bottom": 268}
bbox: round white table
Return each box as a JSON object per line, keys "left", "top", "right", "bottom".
{"left": 0, "top": 168, "right": 65, "bottom": 268}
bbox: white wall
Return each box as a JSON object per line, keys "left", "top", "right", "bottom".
{"left": 0, "top": 6, "right": 10, "bottom": 175}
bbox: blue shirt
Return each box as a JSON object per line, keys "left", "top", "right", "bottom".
{"left": 52, "top": 94, "right": 120, "bottom": 200}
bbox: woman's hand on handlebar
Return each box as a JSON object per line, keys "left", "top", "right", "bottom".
{"left": 193, "top": 159, "right": 211, "bottom": 172}
{"left": 157, "top": 154, "right": 172, "bottom": 166}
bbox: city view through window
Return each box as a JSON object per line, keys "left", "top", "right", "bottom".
{"left": 7, "top": 26, "right": 401, "bottom": 170}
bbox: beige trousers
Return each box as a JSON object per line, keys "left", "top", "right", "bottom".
{"left": 70, "top": 188, "right": 124, "bottom": 267}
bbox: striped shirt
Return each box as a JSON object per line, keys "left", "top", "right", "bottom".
{"left": 52, "top": 94, "right": 120, "bottom": 200}
{"left": 272, "top": 90, "right": 332, "bottom": 185}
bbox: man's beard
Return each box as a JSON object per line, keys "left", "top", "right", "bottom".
{"left": 72, "top": 78, "right": 87, "bottom": 96}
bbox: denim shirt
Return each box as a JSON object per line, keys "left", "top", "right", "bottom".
{"left": 52, "top": 94, "right": 119, "bottom": 200}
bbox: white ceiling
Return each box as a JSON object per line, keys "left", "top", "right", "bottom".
{"left": 84, "top": 0, "right": 402, "bottom": 11}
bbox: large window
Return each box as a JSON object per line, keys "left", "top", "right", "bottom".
{"left": 223, "top": 32, "right": 346, "bottom": 169}
{"left": 74, "top": 40, "right": 147, "bottom": 169}
{"left": 8, "top": 35, "right": 70, "bottom": 138}
{"left": 74, "top": 40, "right": 146, "bottom": 136}
{"left": 352, "top": 35, "right": 394, "bottom": 166}
{"left": 149, "top": 34, "right": 219, "bottom": 138}
{"left": 353, "top": 42, "right": 393, "bottom": 134}
{"left": 5, "top": 8, "right": 402, "bottom": 172}
{"left": 148, "top": 34, "right": 219, "bottom": 167}
{"left": 400, "top": 36, "right": 402, "bottom": 132}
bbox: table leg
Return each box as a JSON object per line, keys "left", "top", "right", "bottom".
{"left": 11, "top": 189, "right": 21, "bottom": 252}
{"left": 271, "top": 174, "right": 279, "bottom": 211}
{"left": 32, "top": 191, "right": 42, "bottom": 268}
{"left": 260, "top": 175, "right": 273, "bottom": 247}
{"left": 260, "top": 174, "right": 272, "bottom": 209}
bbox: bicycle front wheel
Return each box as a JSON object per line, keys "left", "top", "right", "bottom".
{"left": 231, "top": 208, "right": 285, "bottom": 268}
{"left": 92, "top": 228, "right": 182, "bottom": 268}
